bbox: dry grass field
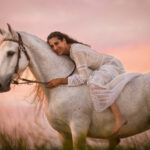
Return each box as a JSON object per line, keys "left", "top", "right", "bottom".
{"left": 0, "top": 85, "right": 150, "bottom": 150}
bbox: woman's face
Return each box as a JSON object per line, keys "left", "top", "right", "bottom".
{"left": 48, "top": 37, "right": 69, "bottom": 55}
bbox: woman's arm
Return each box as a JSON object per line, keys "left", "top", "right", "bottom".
{"left": 47, "top": 46, "right": 89, "bottom": 88}
{"left": 68, "top": 51, "right": 89, "bottom": 86}
{"left": 46, "top": 78, "right": 68, "bottom": 88}
{"left": 62, "top": 78, "right": 68, "bottom": 84}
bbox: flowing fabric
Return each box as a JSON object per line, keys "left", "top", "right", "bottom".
{"left": 89, "top": 73, "right": 141, "bottom": 112}
{"left": 68, "top": 43, "right": 140, "bottom": 112}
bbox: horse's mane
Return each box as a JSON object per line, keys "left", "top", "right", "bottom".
{"left": 17, "top": 32, "right": 48, "bottom": 106}
{"left": 18, "top": 31, "right": 75, "bottom": 106}
{"left": 14, "top": 66, "right": 46, "bottom": 108}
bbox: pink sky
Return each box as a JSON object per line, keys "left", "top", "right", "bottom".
{"left": 0, "top": 0, "right": 150, "bottom": 72}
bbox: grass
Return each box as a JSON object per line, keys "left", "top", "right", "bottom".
{"left": 0, "top": 133, "right": 150, "bottom": 150}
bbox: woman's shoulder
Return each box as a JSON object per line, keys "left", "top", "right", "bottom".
{"left": 70, "top": 43, "right": 90, "bottom": 59}
{"left": 70, "top": 43, "right": 93, "bottom": 54}
{"left": 71, "top": 43, "right": 89, "bottom": 50}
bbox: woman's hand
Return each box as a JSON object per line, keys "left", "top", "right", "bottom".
{"left": 46, "top": 78, "right": 68, "bottom": 88}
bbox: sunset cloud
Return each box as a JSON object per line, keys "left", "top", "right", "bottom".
{"left": 105, "top": 43, "right": 150, "bottom": 73}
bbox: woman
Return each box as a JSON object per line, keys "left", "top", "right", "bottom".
{"left": 46, "top": 31, "right": 127, "bottom": 135}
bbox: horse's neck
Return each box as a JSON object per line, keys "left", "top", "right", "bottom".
{"left": 20, "top": 32, "right": 74, "bottom": 82}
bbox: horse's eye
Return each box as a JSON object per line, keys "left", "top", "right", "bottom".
{"left": 7, "top": 51, "right": 15, "bottom": 57}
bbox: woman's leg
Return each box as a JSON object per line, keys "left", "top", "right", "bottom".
{"left": 110, "top": 102, "right": 127, "bottom": 135}
{"left": 90, "top": 83, "right": 127, "bottom": 135}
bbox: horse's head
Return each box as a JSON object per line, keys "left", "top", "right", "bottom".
{"left": 0, "top": 24, "right": 29, "bottom": 92}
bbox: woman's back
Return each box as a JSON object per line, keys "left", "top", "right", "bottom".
{"left": 70, "top": 43, "right": 103, "bottom": 70}
{"left": 70, "top": 43, "right": 125, "bottom": 73}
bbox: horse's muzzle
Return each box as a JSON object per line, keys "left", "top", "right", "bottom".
{"left": 0, "top": 76, "right": 11, "bottom": 93}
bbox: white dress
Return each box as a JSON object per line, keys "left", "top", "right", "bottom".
{"left": 68, "top": 43, "right": 140, "bottom": 112}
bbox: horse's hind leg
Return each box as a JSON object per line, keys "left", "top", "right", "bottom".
{"left": 70, "top": 117, "right": 90, "bottom": 150}
{"left": 108, "top": 136, "right": 120, "bottom": 150}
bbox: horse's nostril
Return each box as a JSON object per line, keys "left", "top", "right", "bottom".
{"left": 0, "top": 83, "right": 2, "bottom": 89}
{"left": 7, "top": 79, "right": 11, "bottom": 85}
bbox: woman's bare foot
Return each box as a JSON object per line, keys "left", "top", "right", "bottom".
{"left": 112, "top": 118, "right": 127, "bottom": 135}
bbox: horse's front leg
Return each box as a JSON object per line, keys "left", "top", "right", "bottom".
{"left": 58, "top": 132, "right": 73, "bottom": 150}
{"left": 70, "top": 114, "right": 90, "bottom": 150}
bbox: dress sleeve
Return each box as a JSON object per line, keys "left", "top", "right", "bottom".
{"left": 68, "top": 50, "right": 89, "bottom": 86}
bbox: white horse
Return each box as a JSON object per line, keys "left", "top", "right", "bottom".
{"left": 0, "top": 25, "right": 150, "bottom": 150}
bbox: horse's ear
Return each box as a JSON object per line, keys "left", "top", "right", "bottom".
{"left": 7, "top": 23, "right": 16, "bottom": 37}
{"left": 0, "top": 28, "right": 6, "bottom": 35}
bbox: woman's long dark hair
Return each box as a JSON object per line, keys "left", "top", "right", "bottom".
{"left": 47, "top": 31, "right": 89, "bottom": 46}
